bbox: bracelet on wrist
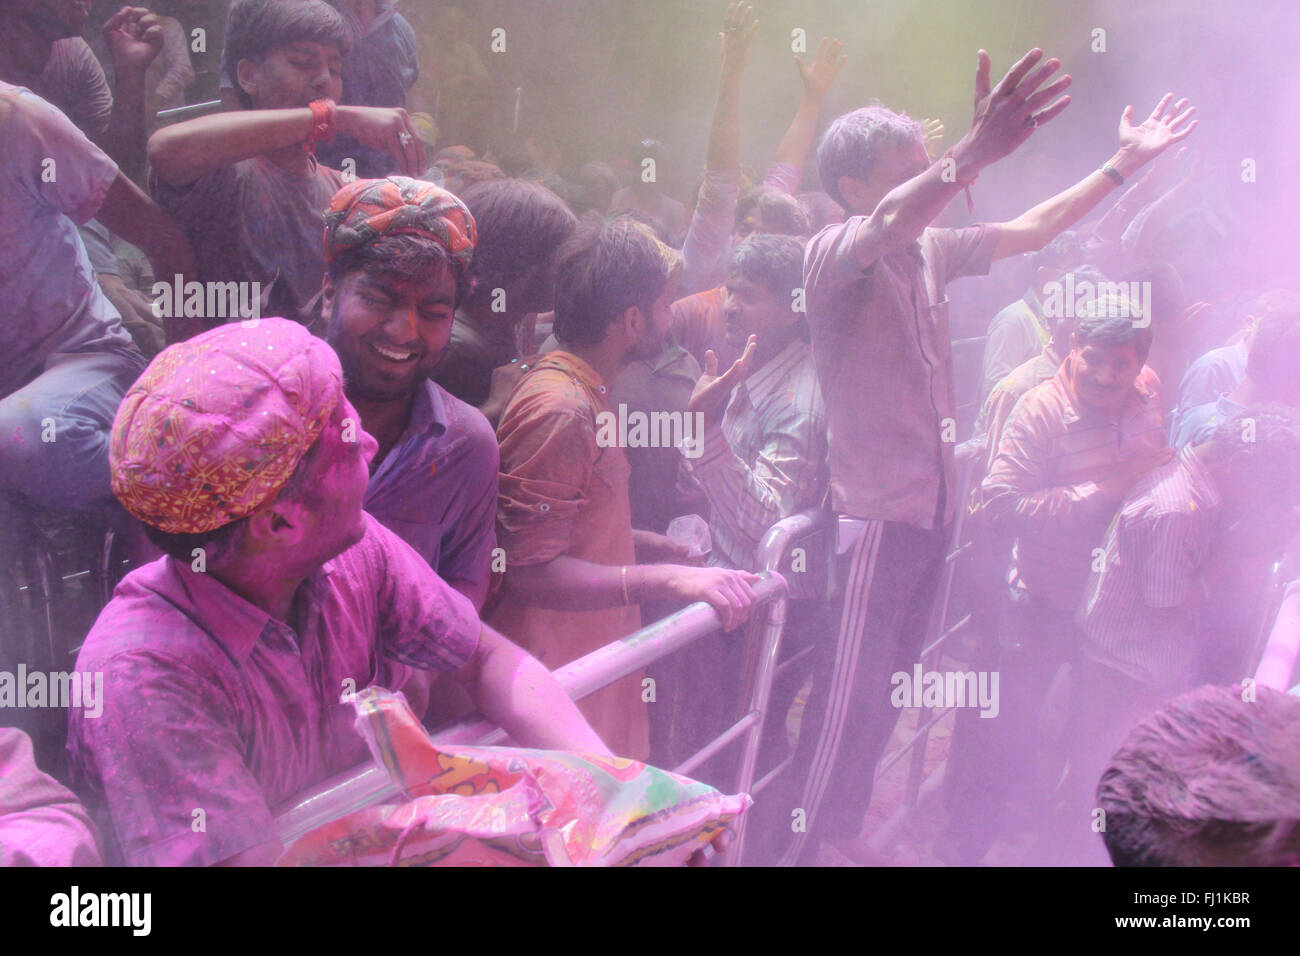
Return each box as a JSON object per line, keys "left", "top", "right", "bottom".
{"left": 1100, "top": 162, "right": 1125, "bottom": 185}
{"left": 306, "top": 98, "right": 337, "bottom": 154}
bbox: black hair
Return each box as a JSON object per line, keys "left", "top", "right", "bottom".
{"left": 459, "top": 178, "right": 577, "bottom": 307}
{"left": 224, "top": 0, "right": 350, "bottom": 109}
{"left": 552, "top": 218, "right": 670, "bottom": 348}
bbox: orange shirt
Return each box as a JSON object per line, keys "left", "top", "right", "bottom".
{"left": 489, "top": 350, "right": 649, "bottom": 760}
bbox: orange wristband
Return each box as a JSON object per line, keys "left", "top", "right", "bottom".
{"left": 306, "top": 98, "right": 337, "bottom": 151}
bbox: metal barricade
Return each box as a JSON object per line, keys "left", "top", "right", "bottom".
{"left": 271, "top": 569, "right": 794, "bottom": 857}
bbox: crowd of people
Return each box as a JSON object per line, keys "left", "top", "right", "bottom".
{"left": 2, "top": 0, "right": 1298, "bottom": 868}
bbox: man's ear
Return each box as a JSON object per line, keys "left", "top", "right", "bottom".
{"left": 242, "top": 497, "right": 310, "bottom": 554}
{"left": 235, "top": 58, "right": 259, "bottom": 104}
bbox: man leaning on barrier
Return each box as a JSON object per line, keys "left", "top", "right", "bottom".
{"left": 67, "top": 319, "right": 613, "bottom": 866}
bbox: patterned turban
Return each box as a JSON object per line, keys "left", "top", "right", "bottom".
{"left": 110, "top": 319, "right": 343, "bottom": 534}
{"left": 323, "top": 176, "right": 477, "bottom": 270}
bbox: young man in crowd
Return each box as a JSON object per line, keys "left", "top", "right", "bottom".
{"left": 68, "top": 319, "right": 612, "bottom": 866}
{"left": 148, "top": 0, "right": 424, "bottom": 326}
{"left": 1096, "top": 684, "right": 1300, "bottom": 867}
{"left": 0, "top": 81, "right": 195, "bottom": 514}
{"left": 1063, "top": 405, "right": 1300, "bottom": 863}
{"left": 941, "top": 301, "right": 1169, "bottom": 864}
{"left": 1172, "top": 291, "right": 1300, "bottom": 448}
{"left": 784, "top": 40, "right": 1196, "bottom": 864}
{"left": 489, "top": 219, "right": 762, "bottom": 761}
{"left": 0, "top": 0, "right": 163, "bottom": 177}
{"left": 432, "top": 178, "right": 577, "bottom": 407}
{"left": 661, "top": 232, "right": 829, "bottom": 782}
{"left": 321, "top": 176, "right": 497, "bottom": 612}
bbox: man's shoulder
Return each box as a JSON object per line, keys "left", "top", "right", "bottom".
{"left": 75, "top": 562, "right": 214, "bottom": 671}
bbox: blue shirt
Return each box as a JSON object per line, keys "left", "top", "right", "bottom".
{"left": 363, "top": 380, "right": 499, "bottom": 592}
{"left": 1171, "top": 392, "right": 1243, "bottom": 450}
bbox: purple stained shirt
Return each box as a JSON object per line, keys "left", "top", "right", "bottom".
{"left": 67, "top": 514, "right": 480, "bottom": 867}
{"left": 363, "top": 379, "right": 499, "bottom": 592}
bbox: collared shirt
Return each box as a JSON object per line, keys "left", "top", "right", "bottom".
{"left": 804, "top": 220, "right": 1002, "bottom": 528}
{"left": 1171, "top": 340, "right": 1248, "bottom": 437}
{"left": 979, "top": 361, "right": 1166, "bottom": 611}
{"left": 683, "top": 338, "right": 828, "bottom": 572}
{"left": 1081, "top": 446, "right": 1222, "bottom": 689}
{"left": 980, "top": 291, "right": 1050, "bottom": 404}
{"left": 67, "top": 515, "right": 480, "bottom": 866}
{"left": 0, "top": 83, "right": 137, "bottom": 397}
{"left": 364, "top": 379, "right": 499, "bottom": 591}
{"left": 489, "top": 349, "right": 648, "bottom": 760}
{"left": 1171, "top": 392, "right": 1243, "bottom": 450}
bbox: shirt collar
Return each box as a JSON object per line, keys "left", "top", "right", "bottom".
{"left": 161, "top": 553, "right": 335, "bottom": 663}
{"left": 406, "top": 379, "right": 449, "bottom": 439}
{"left": 534, "top": 349, "right": 609, "bottom": 398}
{"left": 743, "top": 338, "right": 810, "bottom": 405}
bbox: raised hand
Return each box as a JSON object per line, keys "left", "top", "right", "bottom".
{"left": 795, "top": 37, "right": 846, "bottom": 102}
{"left": 962, "top": 48, "right": 1072, "bottom": 169}
{"left": 336, "top": 106, "right": 426, "bottom": 176}
{"left": 720, "top": 1, "right": 759, "bottom": 77}
{"left": 103, "top": 6, "right": 164, "bottom": 74}
{"left": 688, "top": 335, "right": 758, "bottom": 429}
{"left": 1117, "top": 93, "right": 1198, "bottom": 168}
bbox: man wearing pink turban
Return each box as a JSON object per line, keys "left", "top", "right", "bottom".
{"left": 67, "top": 319, "right": 611, "bottom": 866}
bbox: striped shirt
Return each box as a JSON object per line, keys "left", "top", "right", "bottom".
{"left": 979, "top": 360, "right": 1166, "bottom": 610}
{"left": 1080, "top": 446, "right": 1221, "bottom": 689}
{"left": 683, "top": 338, "right": 828, "bottom": 573}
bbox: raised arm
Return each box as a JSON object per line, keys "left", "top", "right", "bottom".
{"left": 993, "top": 93, "right": 1198, "bottom": 260}
{"left": 99, "top": 6, "right": 165, "bottom": 180}
{"left": 770, "top": 37, "right": 846, "bottom": 184}
{"left": 850, "top": 48, "right": 1072, "bottom": 268}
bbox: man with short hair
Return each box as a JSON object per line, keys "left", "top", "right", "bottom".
{"left": 786, "top": 55, "right": 1196, "bottom": 863}
{"left": 431, "top": 178, "right": 577, "bottom": 407}
{"left": 68, "top": 319, "right": 612, "bottom": 866}
{"left": 1172, "top": 291, "right": 1300, "bottom": 448}
{"left": 321, "top": 176, "right": 497, "bottom": 611}
{"left": 1097, "top": 685, "right": 1300, "bottom": 867}
{"left": 148, "top": 0, "right": 425, "bottom": 326}
{"left": 490, "top": 219, "right": 762, "bottom": 761}
{"left": 943, "top": 303, "right": 1170, "bottom": 863}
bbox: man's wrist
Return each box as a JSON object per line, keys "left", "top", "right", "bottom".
{"left": 948, "top": 138, "right": 985, "bottom": 183}
{"left": 1106, "top": 146, "right": 1144, "bottom": 181}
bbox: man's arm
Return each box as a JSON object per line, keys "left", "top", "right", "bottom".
{"left": 148, "top": 104, "right": 426, "bottom": 186}
{"left": 454, "top": 624, "right": 613, "bottom": 756}
{"left": 848, "top": 48, "right": 1072, "bottom": 270}
{"left": 993, "top": 94, "right": 1197, "bottom": 260}
{"left": 99, "top": 6, "right": 166, "bottom": 180}
{"left": 678, "top": 2, "right": 756, "bottom": 294}
{"left": 769, "top": 37, "right": 845, "bottom": 182}
{"left": 504, "top": 558, "right": 760, "bottom": 632}
{"left": 95, "top": 170, "right": 202, "bottom": 342}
